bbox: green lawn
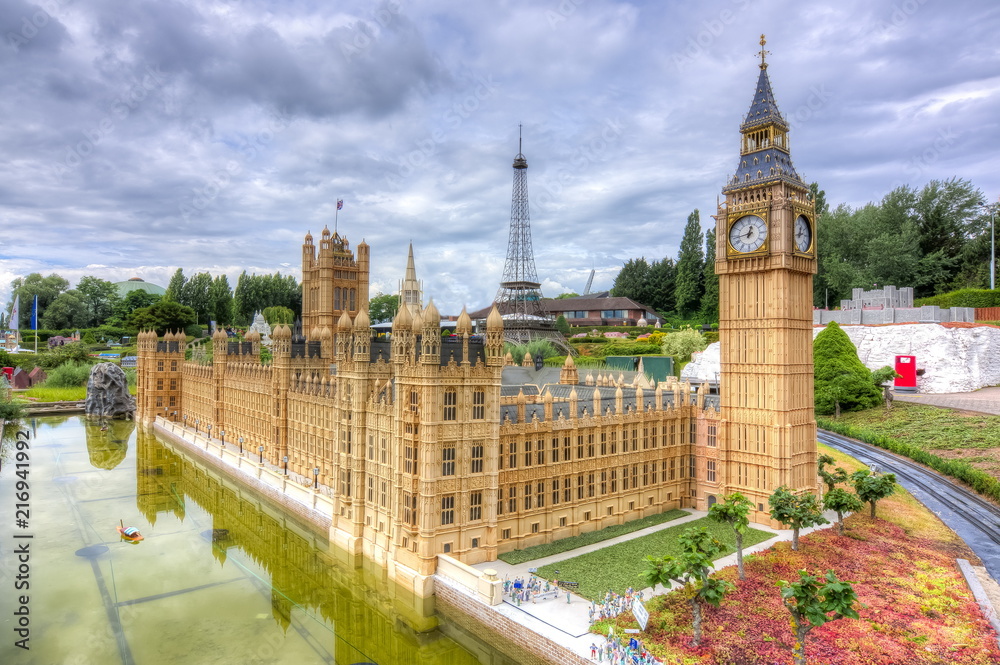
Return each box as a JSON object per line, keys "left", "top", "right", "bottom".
{"left": 535, "top": 517, "right": 773, "bottom": 600}
{"left": 498, "top": 510, "right": 689, "bottom": 564}
{"left": 20, "top": 386, "right": 88, "bottom": 402}
{"left": 829, "top": 402, "right": 1000, "bottom": 450}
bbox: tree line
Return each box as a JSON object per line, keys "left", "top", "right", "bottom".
{"left": 3, "top": 269, "right": 302, "bottom": 332}
{"left": 610, "top": 177, "right": 994, "bottom": 320}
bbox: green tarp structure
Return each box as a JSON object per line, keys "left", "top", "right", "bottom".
{"left": 604, "top": 355, "right": 674, "bottom": 383}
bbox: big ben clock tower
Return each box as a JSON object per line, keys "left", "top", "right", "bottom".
{"left": 716, "top": 36, "right": 818, "bottom": 520}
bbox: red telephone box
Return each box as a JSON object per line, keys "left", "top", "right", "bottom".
{"left": 894, "top": 355, "right": 917, "bottom": 392}
{"left": 1, "top": 367, "right": 12, "bottom": 383}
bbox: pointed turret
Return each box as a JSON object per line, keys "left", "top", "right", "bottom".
{"left": 399, "top": 242, "right": 423, "bottom": 317}
{"left": 724, "top": 35, "right": 802, "bottom": 193}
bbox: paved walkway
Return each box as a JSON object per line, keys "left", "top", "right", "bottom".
{"left": 468, "top": 509, "right": 841, "bottom": 662}
{"left": 893, "top": 386, "right": 1000, "bottom": 415}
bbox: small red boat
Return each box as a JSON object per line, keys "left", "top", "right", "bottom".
{"left": 117, "top": 520, "right": 144, "bottom": 542}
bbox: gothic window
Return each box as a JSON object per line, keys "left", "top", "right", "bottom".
{"left": 765, "top": 154, "right": 770, "bottom": 162}
{"left": 690, "top": 455, "right": 697, "bottom": 478}
{"left": 707, "top": 424, "right": 717, "bottom": 447}
{"left": 536, "top": 482, "right": 545, "bottom": 508}
{"left": 552, "top": 479, "right": 560, "bottom": 505}
{"left": 536, "top": 439, "right": 544, "bottom": 465}
{"left": 334, "top": 288, "right": 341, "bottom": 311}
{"left": 469, "top": 492, "right": 482, "bottom": 521}
{"left": 707, "top": 460, "right": 717, "bottom": 483}
{"left": 472, "top": 389, "right": 485, "bottom": 419}
{"left": 170, "top": 361, "right": 178, "bottom": 371}
{"left": 410, "top": 391, "right": 418, "bottom": 412}
{"left": 551, "top": 438, "right": 559, "bottom": 463}
{"left": 524, "top": 484, "right": 532, "bottom": 510}
{"left": 757, "top": 170, "right": 763, "bottom": 178}
{"left": 497, "top": 488, "right": 504, "bottom": 515}
{"left": 157, "top": 360, "right": 164, "bottom": 371}
{"left": 577, "top": 475, "right": 584, "bottom": 500}
{"left": 588, "top": 473, "right": 595, "bottom": 497}
{"left": 443, "top": 389, "right": 457, "bottom": 420}
{"left": 367, "top": 476, "right": 374, "bottom": 502}
{"left": 753, "top": 157, "right": 758, "bottom": 165}
{"left": 380, "top": 481, "right": 387, "bottom": 507}
{"left": 524, "top": 439, "right": 533, "bottom": 467}
{"left": 600, "top": 471, "right": 608, "bottom": 495}
{"left": 350, "top": 288, "right": 356, "bottom": 311}
{"left": 441, "top": 496, "right": 455, "bottom": 525}
{"left": 744, "top": 174, "right": 750, "bottom": 182}
{"left": 442, "top": 446, "right": 456, "bottom": 476}
{"left": 471, "top": 444, "right": 484, "bottom": 473}
{"left": 508, "top": 486, "right": 517, "bottom": 513}
{"left": 509, "top": 441, "right": 517, "bottom": 469}
{"left": 652, "top": 461, "right": 658, "bottom": 483}
{"left": 563, "top": 436, "right": 571, "bottom": 461}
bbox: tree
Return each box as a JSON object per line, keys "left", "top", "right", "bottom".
{"left": 641, "top": 527, "right": 734, "bottom": 646}
{"left": 6, "top": 273, "right": 69, "bottom": 329}
{"left": 660, "top": 326, "right": 707, "bottom": 363}
{"left": 110, "top": 290, "right": 161, "bottom": 327}
{"left": 768, "top": 486, "right": 828, "bottom": 551}
{"left": 232, "top": 272, "right": 301, "bottom": 324}
{"left": 76, "top": 277, "right": 120, "bottom": 327}
{"left": 164, "top": 268, "right": 187, "bottom": 302}
{"left": 870, "top": 366, "right": 900, "bottom": 411}
{"left": 809, "top": 181, "right": 829, "bottom": 219}
{"left": 813, "top": 322, "right": 881, "bottom": 416}
{"left": 182, "top": 272, "right": 213, "bottom": 324}
{"left": 262, "top": 306, "right": 294, "bottom": 325}
{"left": 368, "top": 293, "right": 400, "bottom": 323}
{"left": 779, "top": 569, "right": 860, "bottom": 665}
{"left": 554, "top": 314, "right": 570, "bottom": 335}
{"left": 822, "top": 487, "right": 863, "bottom": 536}
{"left": 41, "top": 290, "right": 89, "bottom": 329}
{"left": 817, "top": 454, "right": 847, "bottom": 493}
{"left": 850, "top": 469, "right": 897, "bottom": 519}
{"left": 209, "top": 275, "right": 233, "bottom": 325}
{"left": 554, "top": 292, "right": 580, "bottom": 299}
{"left": 707, "top": 492, "right": 752, "bottom": 580}
{"left": 647, "top": 257, "right": 677, "bottom": 313}
{"left": 700, "top": 227, "right": 718, "bottom": 322}
{"left": 130, "top": 300, "right": 197, "bottom": 335}
{"left": 611, "top": 258, "right": 650, "bottom": 301}
{"left": 675, "top": 209, "right": 705, "bottom": 317}
{"left": 37, "top": 341, "right": 91, "bottom": 370}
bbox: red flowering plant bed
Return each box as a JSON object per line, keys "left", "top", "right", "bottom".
{"left": 596, "top": 446, "right": 1000, "bottom": 664}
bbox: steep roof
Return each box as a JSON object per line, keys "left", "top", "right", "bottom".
{"left": 741, "top": 66, "right": 788, "bottom": 132}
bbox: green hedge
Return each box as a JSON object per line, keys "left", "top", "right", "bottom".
{"left": 915, "top": 288, "right": 1000, "bottom": 308}
{"left": 818, "top": 418, "right": 1000, "bottom": 503}
{"left": 569, "top": 336, "right": 609, "bottom": 344}
{"left": 543, "top": 355, "right": 607, "bottom": 368}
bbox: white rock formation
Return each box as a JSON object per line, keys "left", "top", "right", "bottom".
{"left": 681, "top": 324, "right": 1000, "bottom": 394}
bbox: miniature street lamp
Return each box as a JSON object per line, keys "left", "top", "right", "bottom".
{"left": 183, "top": 414, "right": 188, "bottom": 427}
{"left": 207, "top": 424, "right": 212, "bottom": 439}
{"left": 313, "top": 467, "right": 320, "bottom": 489}
{"left": 238, "top": 436, "right": 244, "bottom": 455}
{"left": 219, "top": 430, "right": 225, "bottom": 447}
{"left": 194, "top": 419, "right": 200, "bottom": 434}
{"left": 258, "top": 445, "right": 265, "bottom": 464}
{"left": 283, "top": 455, "right": 289, "bottom": 475}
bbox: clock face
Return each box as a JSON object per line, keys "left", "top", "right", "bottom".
{"left": 729, "top": 215, "right": 768, "bottom": 253}
{"left": 794, "top": 214, "right": 813, "bottom": 252}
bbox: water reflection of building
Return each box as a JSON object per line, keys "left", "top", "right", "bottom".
{"left": 85, "top": 419, "right": 134, "bottom": 470}
{"left": 135, "top": 431, "right": 487, "bottom": 665}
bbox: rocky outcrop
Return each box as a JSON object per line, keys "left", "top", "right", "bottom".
{"left": 85, "top": 363, "right": 136, "bottom": 418}
{"left": 682, "top": 324, "right": 1000, "bottom": 394}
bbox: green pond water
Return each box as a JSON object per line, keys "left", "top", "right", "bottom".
{"left": 0, "top": 417, "right": 512, "bottom": 665}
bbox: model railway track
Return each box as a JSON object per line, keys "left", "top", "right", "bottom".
{"left": 819, "top": 429, "right": 1000, "bottom": 581}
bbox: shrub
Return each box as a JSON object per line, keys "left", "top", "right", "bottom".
{"left": 185, "top": 324, "right": 204, "bottom": 338}
{"left": 660, "top": 326, "right": 708, "bottom": 362}
{"left": 915, "top": 288, "right": 1000, "bottom": 308}
{"left": 0, "top": 397, "right": 26, "bottom": 422}
{"left": 44, "top": 362, "right": 93, "bottom": 388}
{"left": 594, "top": 342, "right": 663, "bottom": 358}
{"left": 37, "top": 342, "right": 92, "bottom": 370}
{"left": 813, "top": 322, "right": 881, "bottom": 415}
{"left": 503, "top": 340, "right": 559, "bottom": 365}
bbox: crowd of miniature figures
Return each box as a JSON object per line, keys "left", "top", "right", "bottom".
{"left": 588, "top": 632, "right": 661, "bottom": 664}
{"left": 587, "top": 587, "right": 645, "bottom": 625}
{"left": 502, "top": 575, "right": 571, "bottom": 605}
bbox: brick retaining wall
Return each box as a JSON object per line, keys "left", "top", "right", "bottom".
{"left": 435, "top": 580, "right": 591, "bottom": 665}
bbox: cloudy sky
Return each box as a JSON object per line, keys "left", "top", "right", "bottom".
{"left": 1, "top": 0, "right": 998, "bottom": 316}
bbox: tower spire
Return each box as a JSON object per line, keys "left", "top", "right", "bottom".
{"left": 758, "top": 33, "right": 770, "bottom": 70}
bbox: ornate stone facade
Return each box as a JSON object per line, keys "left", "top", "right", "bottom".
{"left": 137, "top": 45, "right": 817, "bottom": 592}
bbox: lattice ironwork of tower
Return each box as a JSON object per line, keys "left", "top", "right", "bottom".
{"left": 494, "top": 130, "right": 570, "bottom": 353}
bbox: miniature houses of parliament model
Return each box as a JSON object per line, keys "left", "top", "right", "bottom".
{"left": 137, "top": 39, "right": 818, "bottom": 594}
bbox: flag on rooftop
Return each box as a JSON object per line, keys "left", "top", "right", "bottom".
{"left": 337, "top": 199, "right": 343, "bottom": 210}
